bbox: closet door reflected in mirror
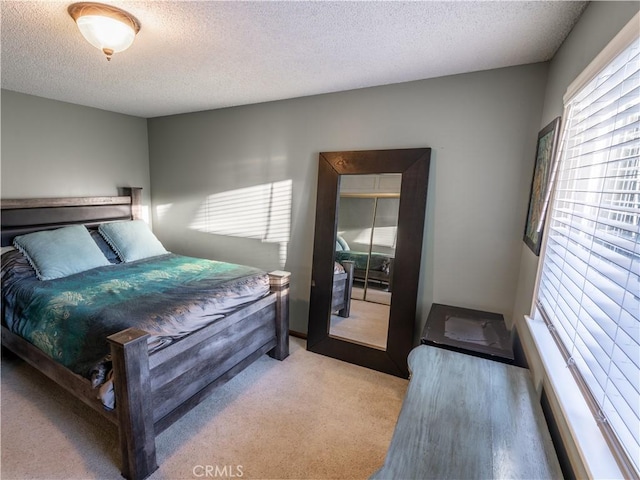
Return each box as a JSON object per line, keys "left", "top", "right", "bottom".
{"left": 307, "top": 149, "right": 430, "bottom": 378}
{"left": 330, "top": 175, "right": 401, "bottom": 350}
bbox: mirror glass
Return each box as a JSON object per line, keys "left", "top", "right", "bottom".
{"left": 328, "top": 174, "right": 401, "bottom": 350}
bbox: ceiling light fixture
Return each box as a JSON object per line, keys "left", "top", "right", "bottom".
{"left": 68, "top": 2, "right": 141, "bottom": 61}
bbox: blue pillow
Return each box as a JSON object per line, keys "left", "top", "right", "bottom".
{"left": 13, "top": 225, "right": 111, "bottom": 280}
{"left": 99, "top": 220, "right": 168, "bottom": 262}
{"left": 336, "top": 235, "right": 350, "bottom": 251}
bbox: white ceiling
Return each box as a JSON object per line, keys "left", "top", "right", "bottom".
{"left": 1, "top": 1, "right": 588, "bottom": 119}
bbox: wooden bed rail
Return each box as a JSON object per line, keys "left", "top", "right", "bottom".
{"left": 1, "top": 325, "right": 119, "bottom": 425}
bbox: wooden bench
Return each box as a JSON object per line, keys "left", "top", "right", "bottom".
{"left": 371, "top": 345, "right": 562, "bottom": 479}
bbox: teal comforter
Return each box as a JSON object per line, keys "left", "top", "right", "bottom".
{"left": 1, "top": 250, "right": 269, "bottom": 387}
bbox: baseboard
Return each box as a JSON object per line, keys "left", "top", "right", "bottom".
{"left": 289, "top": 330, "right": 307, "bottom": 340}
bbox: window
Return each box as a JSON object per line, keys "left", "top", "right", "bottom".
{"left": 534, "top": 21, "right": 639, "bottom": 476}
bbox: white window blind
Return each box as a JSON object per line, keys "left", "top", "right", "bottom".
{"left": 534, "top": 29, "right": 639, "bottom": 476}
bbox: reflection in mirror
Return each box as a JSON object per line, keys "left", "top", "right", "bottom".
{"left": 329, "top": 174, "right": 401, "bottom": 350}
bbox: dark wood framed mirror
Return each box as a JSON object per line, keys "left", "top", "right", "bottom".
{"left": 307, "top": 148, "right": 431, "bottom": 377}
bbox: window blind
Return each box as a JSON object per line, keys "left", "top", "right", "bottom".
{"left": 535, "top": 33, "right": 639, "bottom": 475}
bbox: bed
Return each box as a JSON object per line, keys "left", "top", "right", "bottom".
{"left": 332, "top": 260, "right": 354, "bottom": 317}
{"left": 0, "top": 188, "right": 290, "bottom": 480}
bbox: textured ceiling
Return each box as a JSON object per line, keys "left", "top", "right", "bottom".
{"left": 1, "top": 1, "right": 587, "bottom": 118}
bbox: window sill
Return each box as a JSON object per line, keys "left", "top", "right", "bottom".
{"left": 523, "top": 314, "right": 625, "bottom": 480}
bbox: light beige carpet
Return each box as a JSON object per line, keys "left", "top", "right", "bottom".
{"left": 1, "top": 337, "right": 407, "bottom": 480}
{"left": 330, "top": 300, "right": 390, "bottom": 350}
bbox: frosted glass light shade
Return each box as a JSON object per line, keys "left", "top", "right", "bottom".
{"left": 68, "top": 3, "right": 141, "bottom": 61}
{"left": 76, "top": 15, "right": 135, "bottom": 54}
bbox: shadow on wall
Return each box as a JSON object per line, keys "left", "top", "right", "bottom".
{"left": 156, "top": 180, "right": 293, "bottom": 270}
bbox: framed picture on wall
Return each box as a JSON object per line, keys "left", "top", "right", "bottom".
{"left": 523, "top": 116, "right": 561, "bottom": 256}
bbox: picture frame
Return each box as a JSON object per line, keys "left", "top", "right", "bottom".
{"left": 524, "top": 116, "right": 561, "bottom": 256}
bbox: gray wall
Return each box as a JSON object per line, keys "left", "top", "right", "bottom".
{"left": 148, "top": 63, "right": 548, "bottom": 334}
{"left": 1, "top": 90, "right": 151, "bottom": 210}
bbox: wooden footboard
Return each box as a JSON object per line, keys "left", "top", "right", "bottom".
{"left": 107, "top": 270, "right": 290, "bottom": 480}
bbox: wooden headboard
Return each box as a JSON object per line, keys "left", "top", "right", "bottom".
{"left": 1, "top": 187, "right": 142, "bottom": 247}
